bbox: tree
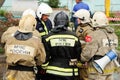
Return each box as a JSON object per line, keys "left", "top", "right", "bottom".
{"left": 48, "top": 0, "right": 60, "bottom": 8}
{"left": 0, "top": 0, "right": 5, "bottom": 8}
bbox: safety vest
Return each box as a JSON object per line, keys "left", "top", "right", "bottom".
{"left": 39, "top": 21, "right": 48, "bottom": 36}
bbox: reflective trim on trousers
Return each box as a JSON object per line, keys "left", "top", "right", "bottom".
{"left": 46, "top": 70, "right": 78, "bottom": 76}
{"left": 46, "top": 66, "right": 78, "bottom": 76}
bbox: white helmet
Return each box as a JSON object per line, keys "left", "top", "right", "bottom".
{"left": 73, "top": 9, "right": 91, "bottom": 23}
{"left": 22, "top": 9, "right": 36, "bottom": 18}
{"left": 19, "top": 15, "right": 36, "bottom": 33}
{"left": 37, "top": 3, "right": 53, "bottom": 18}
{"left": 92, "top": 11, "right": 109, "bottom": 27}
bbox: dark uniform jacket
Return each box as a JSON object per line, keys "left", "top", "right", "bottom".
{"left": 36, "top": 17, "right": 52, "bottom": 37}
{"left": 42, "top": 26, "right": 82, "bottom": 76}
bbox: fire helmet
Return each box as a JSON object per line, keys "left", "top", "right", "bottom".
{"left": 73, "top": 9, "right": 91, "bottom": 23}
{"left": 18, "top": 15, "right": 36, "bottom": 33}
{"left": 22, "top": 9, "right": 36, "bottom": 18}
{"left": 54, "top": 11, "right": 69, "bottom": 27}
{"left": 37, "top": 3, "right": 53, "bottom": 18}
{"left": 92, "top": 11, "right": 109, "bottom": 27}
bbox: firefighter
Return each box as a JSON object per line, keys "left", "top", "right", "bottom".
{"left": 36, "top": 2, "right": 53, "bottom": 37}
{"left": 75, "top": 9, "right": 93, "bottom": 47}
{"left": 1, "top": 12, "right": 46, "bottom": 80}
{"left": 42, "top": 11, "right": 82, "bottom": 80}
{"left": 35, "top": 3, "right": 53, "bottom": 80}
{"left": 74, "top": 9, "right": 94, "bottom": 80}
{"left": 1, "top": 9, "right": 41, "bottom": 44}
{"left": 80, "top": 11, "right": 118, "bottom": 80}
{"left": 71, "top": 0, "right": 90, "bottom": 31}
{"left": 22, "top": 9, "right": 41, "bottom": 38}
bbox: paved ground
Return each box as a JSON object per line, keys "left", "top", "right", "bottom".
{"left": 0, "top": 63, "right": 6, "bottom": 80}
{"left": 113, "top": 72, "right": 120, "bottom": 80}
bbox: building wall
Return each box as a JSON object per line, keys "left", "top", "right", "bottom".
{"left": 2, "top": 0, "right": 120, "bottom": 13}
{"left": 60, "top": 0, "right": 120, "bottom": 13}
{"left": 12, "top": 0, "right": 38, "bottom": 12}
{"left": 84, "top": 0, "right": 120, "bottom": 13}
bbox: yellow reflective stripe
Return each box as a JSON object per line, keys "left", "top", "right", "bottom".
{"left": 46, "top": 35, "right": 78, "bottom": 41}
{"left": 42, "top": 62, "right": 49, "bottom": 67}
{"left": 41, "top": 62, "right": 49, "bottom": 69}
{"left": 40, "top": 32, "right": 46, "bottom": 36}
{"left": 47, "top": 66, "right": 78, "bottom": 72}
{"left": 41, "top": 21, "right": 48, "bottom": 35}
{"left": 88, "top": 67, "right": 116, "bottom": 74}
{"left": 46, "top": 70, "right": 78, "bottom": 76}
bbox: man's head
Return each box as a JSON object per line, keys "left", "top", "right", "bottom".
{"left": 36, "top": 3, "right": 53, "bottom": 21}
{"left": 54, "top": 11, "right": 69, "bottom": 28}
{"left": 75, "top": 0, "right": 82, "bottom": 3}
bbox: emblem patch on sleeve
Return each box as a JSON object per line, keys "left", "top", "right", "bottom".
{"left": 85, "top": 35, "right": 92, "bottom": 42}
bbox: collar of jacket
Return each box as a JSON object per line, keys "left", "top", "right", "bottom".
{"left": 14, "top": 30, "right": 33, "bottom": 40}
{"left": 97, "top": 26, "right": 114, "bottom": 33}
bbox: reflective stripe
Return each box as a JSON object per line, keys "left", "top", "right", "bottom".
{"left": 50, "top": 38, "right": 75, "bottom": 47}
{"left": 46, "top": 35, "right": 78, "bottom": 42}
{"left": 41, "top": 21, "right": 48, "bottom": 35}
{"left": 46, "top": 70, "right": 78, "bottom": 76}
{"left": 41, "top": 62, "right": 49, "bottom": 69}
{"left": 40, "top": 32, "right": 46, "bottom": 36}
{"left": 42, "top": 62, "right": 49, "bottom": 67}
{"left": 88, "top": 67, "right": 116, "bottom": 74}
{"left": 47, "top": 66, "right": 78, "bottom": 72}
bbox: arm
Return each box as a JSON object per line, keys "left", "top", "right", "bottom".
{"left": 36, "top": 38, "right": 46, "bottom": 66}
{"left": 81, "top": 35, "right": 99, "bottom": 62}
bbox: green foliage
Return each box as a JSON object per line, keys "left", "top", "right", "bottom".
{"left": 0, "top": 9, "right": 7, "bottom": 16}
{"left": 109, "top": 12, "right": 115, "bottom": 18}
{"left": 110, "top": 21, "right": 120, "bottom": 50}
{"left": 0, "top": 47, "right": 4, "bottom": 54}
{"left": 48, "top": 0, "right": 60, "bottom": 8}
{"left": 37, "top": 0, "right": 48, "bottom": 5}
{"left": 114, "top": 26, "right": 120, "bottom": 50}
{"left": 109, "top": 12, "right": 120, "bottom": 50}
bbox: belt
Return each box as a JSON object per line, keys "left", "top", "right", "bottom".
{"left": 8, "top": 65, "right": 34, "bottom": 72}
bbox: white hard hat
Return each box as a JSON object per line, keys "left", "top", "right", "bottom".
{"left": 18, "top": 15, "right": 36, "bottom": 33}
{"left": 73, "top": 9, "right": 91, "bottom": 23}
{"left": 22, "top": 9, "right": 36, "bottom": 18}
{"left": 37, "top": 3, "right": 53, "bottom": 18}
{"left": 92, "top": 11, "right": 109, "bottom": 27}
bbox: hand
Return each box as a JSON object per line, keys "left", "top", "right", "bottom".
{"left": 82, "top": 62, "right": 88, "bottom": 68}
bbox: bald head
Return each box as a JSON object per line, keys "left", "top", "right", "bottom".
{"left": 76, "top": 0, "right": 82, "bottom": 3}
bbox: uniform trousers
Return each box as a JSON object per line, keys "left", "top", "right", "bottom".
{"left": 45, "top": 73, "right": 79, "bottom": 80}
{"left": 88, "top": 73, "right": 113, "bottom": 80}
